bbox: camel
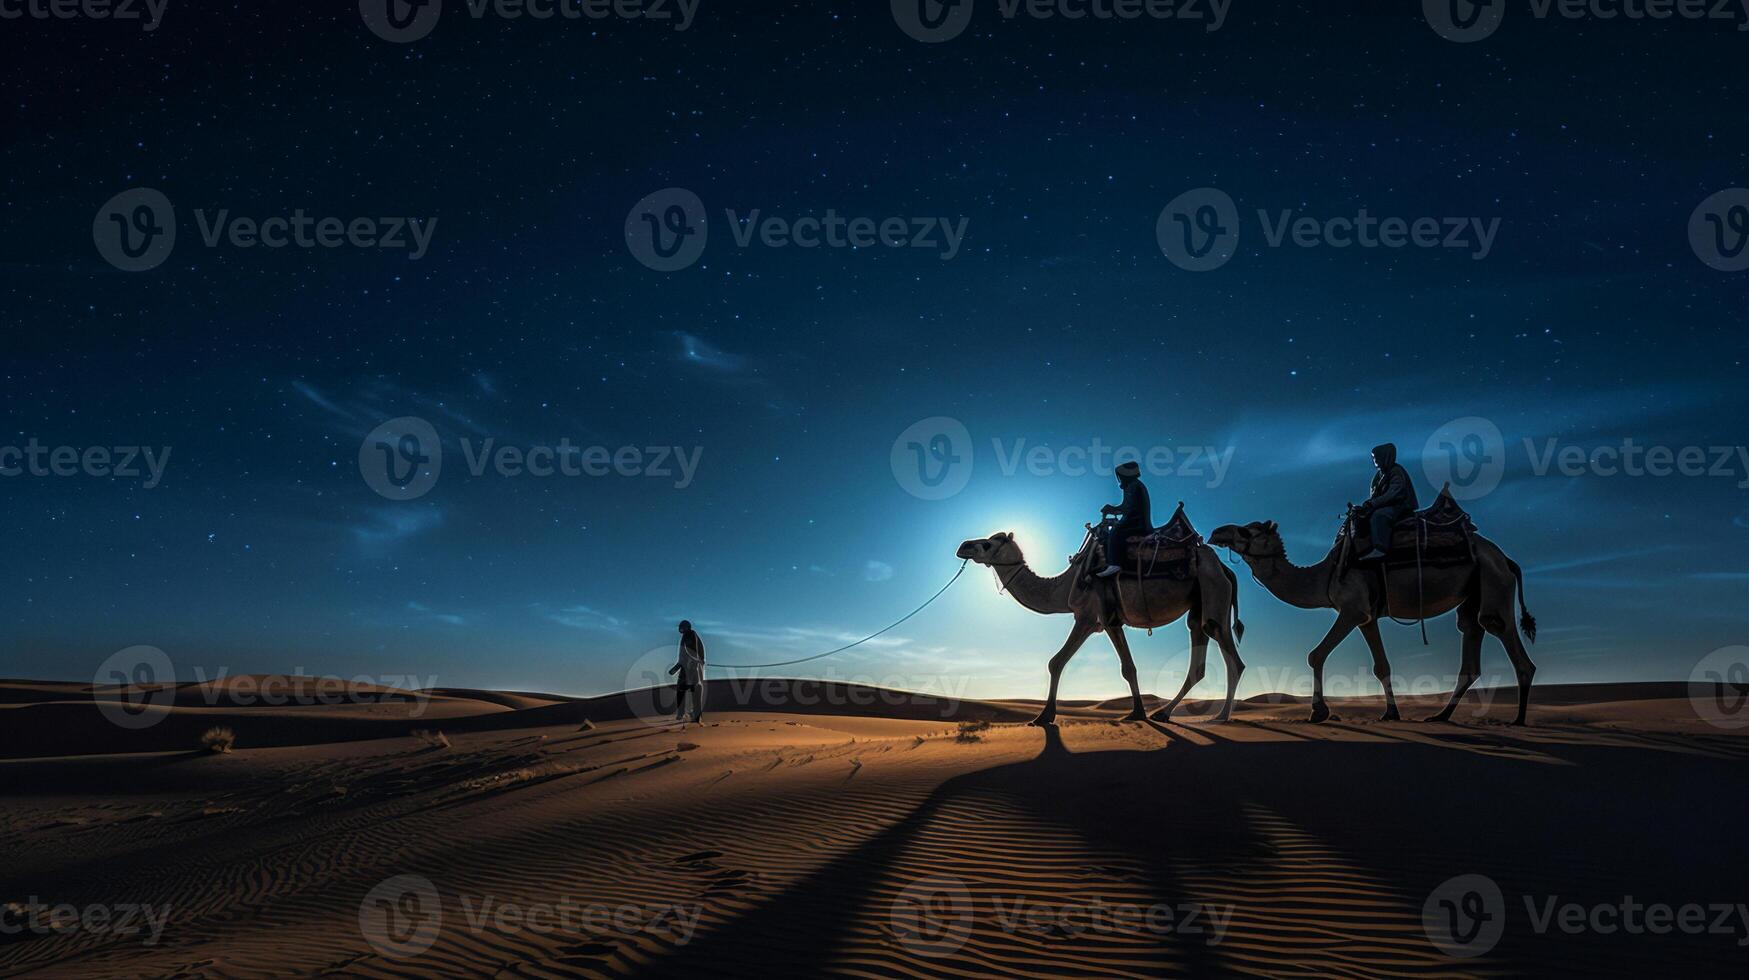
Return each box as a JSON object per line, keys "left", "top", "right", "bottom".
{"left": 955, "top": 529, "right": 1245, "bottom": 726}
{"left": 1207, "top": 517, "right": 1538, "bottom": 725}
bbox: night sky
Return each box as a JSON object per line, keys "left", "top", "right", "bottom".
{"left": 2, "top": 0, "right": 1746, "bottom": 702}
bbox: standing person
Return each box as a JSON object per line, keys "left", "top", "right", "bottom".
{"left": 1096, "top": 460, "right": 1152, "bottom": 578}
{"left": 669, "top": 620, "right": 706, "bottom": 723}
{"left": 1356, "top": 442, "right": 1420, "bottom": 559}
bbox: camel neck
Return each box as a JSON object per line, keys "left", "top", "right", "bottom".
{"left": 998, "top": 561, "right": 1076, "bottom": 615}
{"left": 1246, "top": 549, "right": 1337, "bottom": 610}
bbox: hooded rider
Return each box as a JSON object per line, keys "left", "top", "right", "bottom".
{"left": 1096, "top": 460, "right": 1151, "bottom": 578}
{"left": 1356, "top": 443, "right": 1420, "bottom": 560}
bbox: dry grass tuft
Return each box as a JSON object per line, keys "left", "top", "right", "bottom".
{"left": 955, "top": 719, "right": 992, "bottom": 743}
{"left": 201, "top": 726, "right": 236, "bottom": 754}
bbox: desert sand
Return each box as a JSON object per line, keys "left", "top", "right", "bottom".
{"left": 3, "top": 678, "right": 1747, "bottom": 977}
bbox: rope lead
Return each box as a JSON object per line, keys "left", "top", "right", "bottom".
{"left": 710, "top": 559, "right": 971, "bottom": 670}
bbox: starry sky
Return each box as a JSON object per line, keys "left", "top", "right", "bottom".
{"left": 2, "top": 1, "right": 1746, "bottom": 702}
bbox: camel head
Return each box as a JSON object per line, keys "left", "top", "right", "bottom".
{"left": 956, "top": 531, "right": 1024, "bottom": 567}
{"left": 1209, "top": 521, "right": 1285, "bottom": 561}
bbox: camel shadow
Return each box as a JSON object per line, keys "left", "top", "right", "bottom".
{"left": 648, "top": 727, "right": 1749, "bottom": 976}
{"left": 651, "top": 725, "right": 1230, "bottom": 976}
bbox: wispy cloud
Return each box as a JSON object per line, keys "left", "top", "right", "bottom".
{"left": 864, "top": 560, "right": 895, "bottom": 582}
{"left": 676, "top": 332, "right": 748, "bottom": 373}
{"left": 541, "top": 604, "right": 629, "bottom": 633}
{"left": 293, "top": 381, "right": 356, "bottom": 421}
{"left": 1522, "top": 546, "right": 1681, "bottom": 576}
{"left": 351, "top": 507, "right": 443, "bottom": 549}
{"left": 407, "top": 601, "right": 466, "bottom": 626}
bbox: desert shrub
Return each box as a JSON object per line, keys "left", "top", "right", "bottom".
{"left": 412, "top": 729, "right": 451, "bottom": 749}
{"left": 955, "top": 719, "right": 992, "bottom": 743}
{"left": 201, "top": 726, "right": 235, "bottom": 754}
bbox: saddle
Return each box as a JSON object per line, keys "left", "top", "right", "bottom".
{"left": 1346, "top": 484, "right": 1476, "bottom": 570}
{"left": 1084, "top": 502, "right": 1203, "bottom": 580}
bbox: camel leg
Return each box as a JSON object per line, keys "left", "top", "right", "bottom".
{"left": 1033, "top": 618, "right": 1099, "bottom": 727}
{"left": 1487, "top": 620, "right": 1537, "bottom": 726}
{"left": 1105, "top": 625, "right": 1148, "bottom": 721}
{"left": 1152, "top": 624, "right": 1208, "bottom": 723}
{"left": 1429, "top": 600, "right": 1484, "bottom": 723}
{"left": 1210, "top": 619, "right": 1245, "bottom": 723}
{"left": 1357, "top": 621, "right": 1401, "bottom": 721}
{"left": 1307, "top": 615, "right": 1361, "bottom": 724}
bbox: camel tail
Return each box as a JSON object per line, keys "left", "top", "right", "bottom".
{"left": 1508, "top": 556, "right": 1537, "bottom": 644}
{"left": 1220, "top": 562, "right": 1244, "bottom": 645}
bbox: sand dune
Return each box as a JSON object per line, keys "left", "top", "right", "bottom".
{"left": 2, "top": 679, "right": 1746, "bottom": 977}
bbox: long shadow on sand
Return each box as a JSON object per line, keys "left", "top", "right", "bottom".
{"left": 650, "top": 723, "right": 1749, "bottom": 977}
